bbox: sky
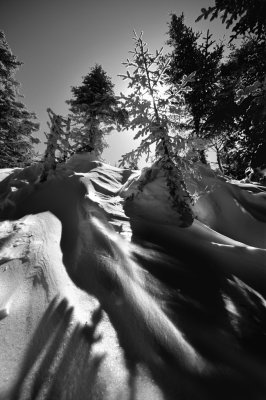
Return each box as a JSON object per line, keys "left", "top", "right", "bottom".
{"left": 1, "top": 0, "right": 229, "bottom": 165}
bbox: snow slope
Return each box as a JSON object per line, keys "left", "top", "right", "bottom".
{"left": 0, "top": 154, "right": 266, "bottom": 400}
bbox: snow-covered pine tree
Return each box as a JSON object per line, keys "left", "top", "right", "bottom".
{"left": 118, "top": 32, "right": 197, "bottom": 227}
{"left": 40, "top": 108, "right": 71, "bottom": 182}
{"left": 0, "top": 30, "right": 39, "bottom": 168}
{"left": 66, "top": 64, "right": 127, "bottom": 158}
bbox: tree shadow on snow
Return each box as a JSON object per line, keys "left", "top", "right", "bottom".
{"left": 6, "top": 297, "right": 105, "bottom": 400}
{"left": 1, "top": 173, "right": 266, "bottom": 398}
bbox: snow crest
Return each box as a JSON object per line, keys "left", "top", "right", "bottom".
{"left": 0, "top": 159, "right": 266, "bottom": 399}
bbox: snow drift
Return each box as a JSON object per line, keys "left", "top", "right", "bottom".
{"left": 0, "top": 155, "right": 266, "bottom": 400}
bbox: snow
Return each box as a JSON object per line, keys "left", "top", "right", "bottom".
{"left": 1, "top": 154, "right": 266, "bottom": 399}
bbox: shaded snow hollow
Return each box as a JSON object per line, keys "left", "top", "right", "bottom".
{"left": 0, "top": 153, "right": 266, "bottom": 400}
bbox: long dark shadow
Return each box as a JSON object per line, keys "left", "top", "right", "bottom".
{"left": 7, "top": 298, "right": 105, "bottom": 400}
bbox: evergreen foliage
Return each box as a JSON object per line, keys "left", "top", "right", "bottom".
{"left": 119, "top": 32, "right": 197, "bottom": 226}
{"left": 195, "top": 1, "right": 266, "bottom": 178}
{"left": 40, "top": 108, "right": 71, "bottom": 182}
{"left": 66, "top": 64, "right": 127, "bottom": 158}
{"left": 167, "top": 14, "right": 223, "bottom": 162}
{"left": 196, "top": 0, "right": 266, "bottom": 41}
{"left": 0, "top": 30, "right": 39, "bottom": 168}
{"left": 214, "top": 39, "right": 266, "bottom": 177}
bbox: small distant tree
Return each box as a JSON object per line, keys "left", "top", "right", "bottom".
{"left": 66, "top": 64, "right": 127, "bottom": 158}
{"left": 0, "top": 30, "right": 39, "bottom": 168}
{"left": 119, "top": 32, "right": 198, "bottom": 226}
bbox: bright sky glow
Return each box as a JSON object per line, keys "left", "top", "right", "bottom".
{"left": 1, "top": 0, "right": 230, "bottom": 165}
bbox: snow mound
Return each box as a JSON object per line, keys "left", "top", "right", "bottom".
{"left": 0, "top": 158, "right": 266, "bottom": 399}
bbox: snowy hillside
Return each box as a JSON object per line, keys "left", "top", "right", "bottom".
{"left": 0, "top": 154, "right": 266, "bottom": 400}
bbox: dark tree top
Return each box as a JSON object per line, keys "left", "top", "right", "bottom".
{"left": 196, "top": 0, "right": 266, "bottom": 41}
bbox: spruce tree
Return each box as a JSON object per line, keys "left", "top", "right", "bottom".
{"left": 0, "top": 30, "right": 39, "bottom": 168}
{"left": 196, "top": 1, "right": 266, "bottom": 178}
{"left": 119, "top": 32, "right": 196, "bottom": 227}
{"left": 210, "top": 38, "right": 266, "bottom": 177}
{"left": 40, "top": 108, "right": 71, "bottom": 182}
{"left": 167, "top": 14, "right": 223, "bottom": 163}
{"left": 66, "top": 64, "right": 127, "bottom": 157}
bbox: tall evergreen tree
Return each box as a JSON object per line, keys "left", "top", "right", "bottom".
{"left": 119, "top": 32, "right": 197, "bottom": 227}
{"left": 210, "top": 38, "right": 266, "bottom": 177}
{"left": 0, "top": 30, "right": 39, "bottom": 168}
{"left": 197, "top": 1, "right": 266, "bottom": 178}
{"left": 66, "top": 64, "right": 127, "bottom": 157}
{"left": 166, "top": 14, "right": 223, "bottom": 162}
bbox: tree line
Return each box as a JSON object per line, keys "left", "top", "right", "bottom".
{"left": 1, "top": 0, "right": 265, "bottom": 182}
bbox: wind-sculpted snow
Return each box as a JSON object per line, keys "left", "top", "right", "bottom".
{"left": 0, "top": 157, "right": 266, "bottom": 399}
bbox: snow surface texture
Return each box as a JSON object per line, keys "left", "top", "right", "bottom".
{"left": 0, "top": 153, "right": 266, "bottom": 399}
